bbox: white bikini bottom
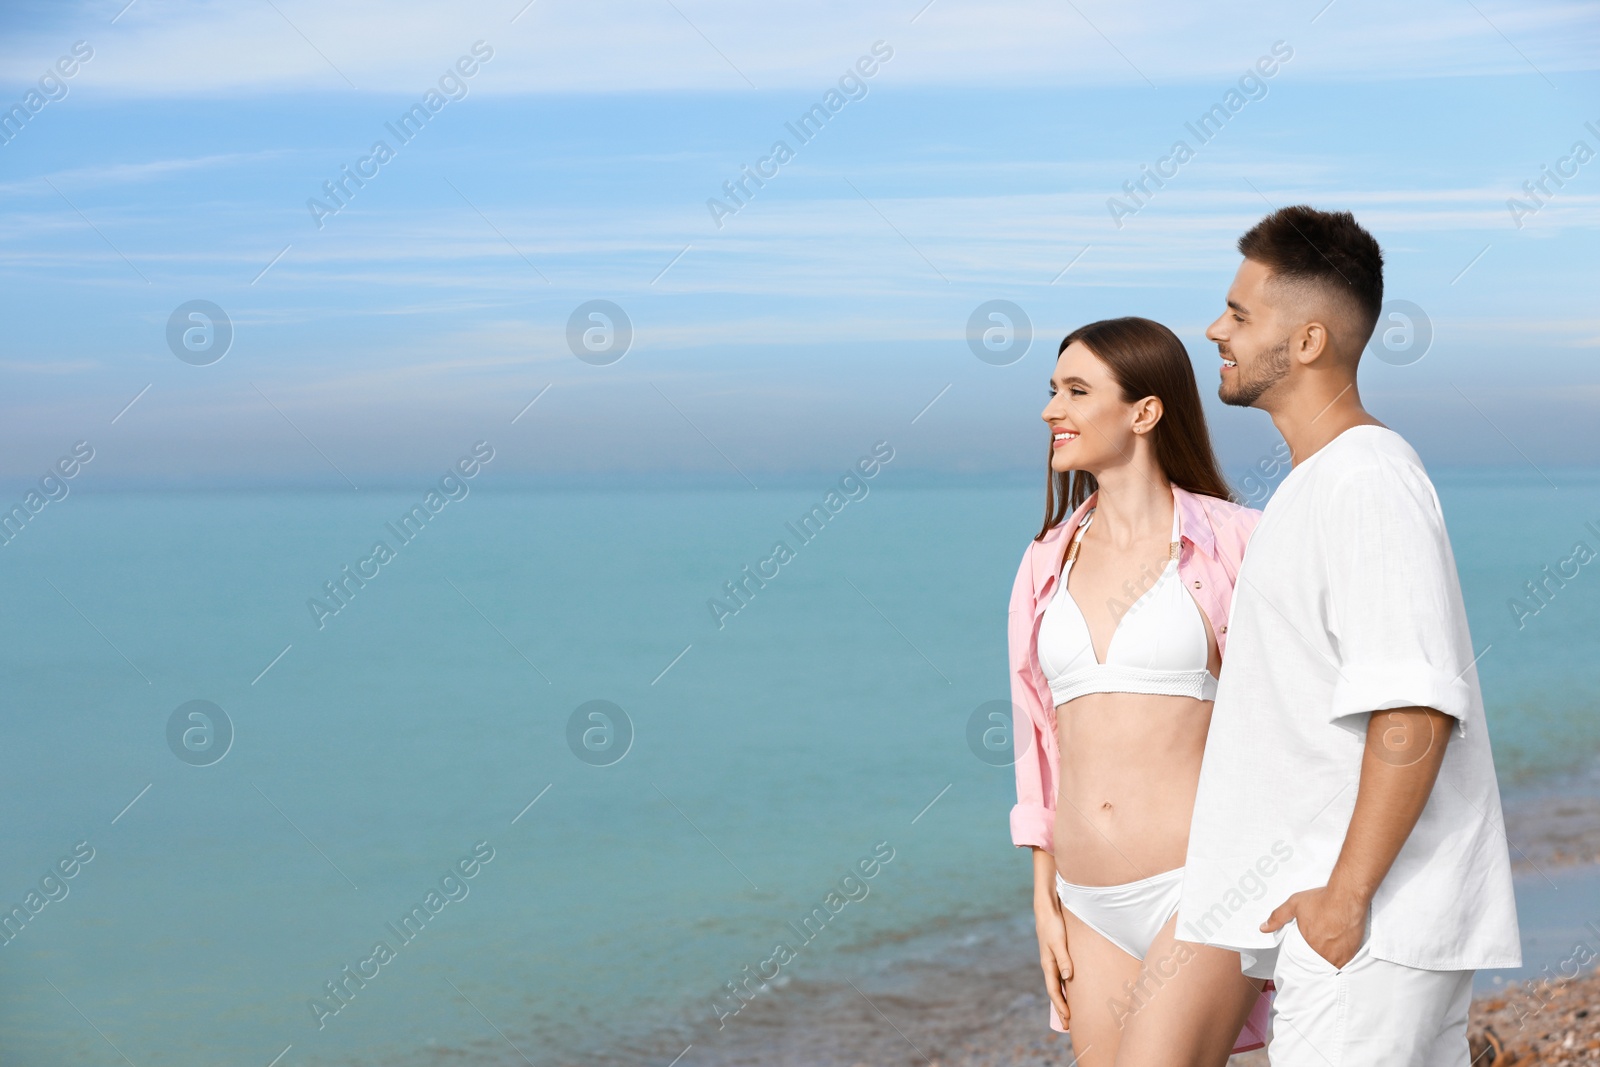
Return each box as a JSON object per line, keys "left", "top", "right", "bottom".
{"left": 1053, "top": 866, "right": 1184, "bottom": 961}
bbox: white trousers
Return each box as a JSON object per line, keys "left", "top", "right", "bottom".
{"left": 1268, "top": 918, "right": 1474, "bottom": 1067}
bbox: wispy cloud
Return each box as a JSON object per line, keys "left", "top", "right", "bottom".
{"left": 0, "top": 358, "right": 104, "bottom": 374}
{"left": 0, "top": 0, "right": 1593, "bottom": 481}
{"left": 0, "top": 151, "right": 293, "bottom": 196}
{"left": 1, "top": 0, "right": 1595, "bottom": 96}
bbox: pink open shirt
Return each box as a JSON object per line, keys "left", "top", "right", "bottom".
{"left": 1005, "top": 485, "right": 1271, "bottom": 1050}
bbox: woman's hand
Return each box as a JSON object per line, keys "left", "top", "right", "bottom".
{"left": 1032, "top": 848, "right": 1072, "bottom": 1027}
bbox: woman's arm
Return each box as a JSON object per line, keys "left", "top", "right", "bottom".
{"left": 1008, "top": 545, "right": 1055, "bottom": 850}
{"left": 1007, "top": 543, "right": 1071, "bottom": 1025}
{"left": 1032, "top": 846, "right": 1072, "bottom": 1027}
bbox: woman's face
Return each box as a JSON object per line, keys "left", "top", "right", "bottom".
{"left": 1040, "top": 341, "right": 1154, "bottom": 475}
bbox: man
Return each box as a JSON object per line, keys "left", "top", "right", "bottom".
{"left": 1177, "top": 205, "right": 1521, "bottom": 1065}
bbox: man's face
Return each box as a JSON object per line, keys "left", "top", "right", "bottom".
{"left": 1207, "top": 258, "right": 1293, "bottom": 409}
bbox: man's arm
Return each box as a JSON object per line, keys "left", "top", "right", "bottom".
{"left": 1260, "top": 705, "right": 1454, "bottom": 966}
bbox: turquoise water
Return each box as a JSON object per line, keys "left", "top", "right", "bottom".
{"left": 1, "top": 472, "right": 1597, "bottom": 1065}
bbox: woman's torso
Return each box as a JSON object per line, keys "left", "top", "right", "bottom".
{"left": 1041, "top": 505, "right": 1222, "bottom": 886}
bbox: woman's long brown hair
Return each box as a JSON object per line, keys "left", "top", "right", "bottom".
{"left": 1036, "top": 317, "right": 1233, "bottom": 541}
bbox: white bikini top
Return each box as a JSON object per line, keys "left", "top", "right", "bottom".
{"left": 1037, "top": 504, "right": 1218, "bottom": 706}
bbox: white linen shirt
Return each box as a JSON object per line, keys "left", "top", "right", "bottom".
{"left": 1177, "top": 425, "right": 1521, "bottom": 975}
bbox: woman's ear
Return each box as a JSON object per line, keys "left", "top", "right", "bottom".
{"left": 1131, "top": 396, "right": 1164, "bottom": 435}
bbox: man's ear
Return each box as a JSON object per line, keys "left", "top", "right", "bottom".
{"left": 1294, "top": 321, "right": 1332, "bottom": 366}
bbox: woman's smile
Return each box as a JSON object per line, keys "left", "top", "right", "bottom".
{"left": 1051, "top": 427, "right": 1080, "bottom": 448}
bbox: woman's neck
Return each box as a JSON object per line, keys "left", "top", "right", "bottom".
{"left": 1088, "top": 466, "right": 1174, "bottom": 549}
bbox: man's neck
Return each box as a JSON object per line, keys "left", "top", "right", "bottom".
{"left": 1265, "top": 378, "right": 1384, "bottom": 468}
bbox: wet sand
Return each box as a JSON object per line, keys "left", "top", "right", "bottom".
{"left": 647, "top": 923, "right": 1600, "bottom": 1067}
{"left": 633, "top": 863, "right": 1599, "bottom": 1067}
{"left": 1503, "top": 760, "right": 1600, "bottom": 871}
{"left": 599, "top": 772, "right": 1600, "bottom": 1067}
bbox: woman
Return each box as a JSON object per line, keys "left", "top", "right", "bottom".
{"left": 1006, "top": 318, "right": 1271, "bottom": 1065}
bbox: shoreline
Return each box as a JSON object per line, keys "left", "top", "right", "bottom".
{"left": 633, "top": 862, "right": 1600, "bottom": 1067}
{"left": 588, "top": 769, "right": 1600, "bottom": 1067}
{"left": 1502, "top": 757, "right": 1600, "bottom": 872}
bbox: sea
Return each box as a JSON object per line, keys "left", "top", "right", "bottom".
{"left": 2, "top": 468, "right": 1598, "bottom": 1066}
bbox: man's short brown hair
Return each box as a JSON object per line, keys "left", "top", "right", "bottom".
{"left": 1238, "top": 205, "right": 1384, "bottom": 354}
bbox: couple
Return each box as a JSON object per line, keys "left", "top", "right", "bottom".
{"left": 1006, "top": 206, "right": 1522, "bottom": 1065}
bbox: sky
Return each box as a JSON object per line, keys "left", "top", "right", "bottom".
{"left": 0, "top": 0, "right": 1597, "bottom": 488}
